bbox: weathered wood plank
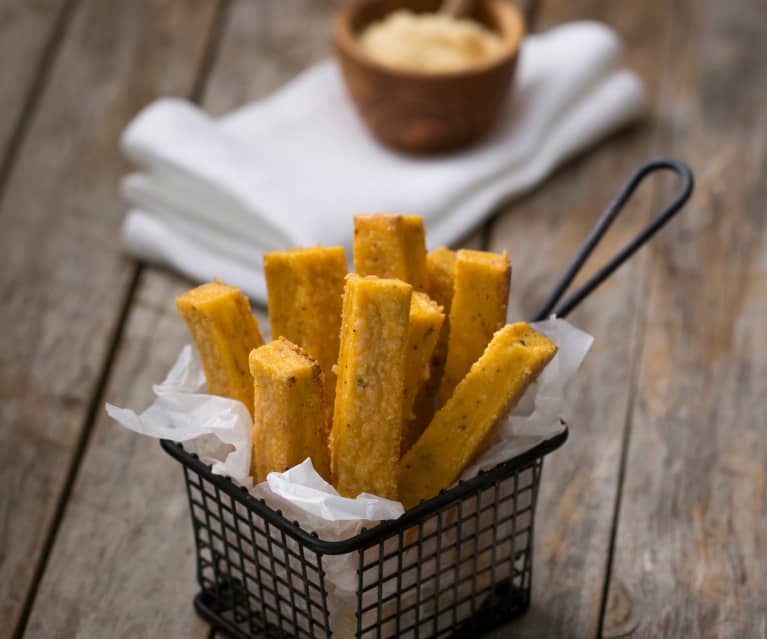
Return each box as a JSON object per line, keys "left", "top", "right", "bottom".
{"left": 22, "top": 1, "right": 330, "bottom": 636}
{"left": 486, "top": 0, "right": 677, "bottom": 635}
{"left": 603, "top": 0, "right": 767, "bottom": 636}
{"left": 0, "top": 0, "right": 70, "bottom": 168}
{"left": 0, "top": 0, "right": 221, "bottom": 634}
{"left": 22, "top": 272, "right": 270, "bottom": 638}
{"left": 203, "top": 0, "right": 336, "bottom": 117}
{"left": 23, "top": 275, "right": 209, "bottom": 638}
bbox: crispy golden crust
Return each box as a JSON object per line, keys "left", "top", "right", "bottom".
{"left": 330, "top": 274, "right": 412, "bottom": 499}
{"left": 264, "top": 246, "right": 347, "bottom": 409}
{"left": 399, "top": 323, "right": 557, "bottom": 510}
{"left": 426, "top": 247, "right": 457, "bottom": 312}
{"left": 413, "top": 247, "right": 458, "bottom": 429}
{"left": 249, "top": 337, "right": 330, "bottom": 482}
{"left": 353, "top": 214, "right": 427, "bottom": 290}
{"left": 439, "top": 249, "right": 510, "bottom": 404}
{"left": 401, "top": 292, "right": 444, "bottom": 455}
{"left": 176, "top": 281, "right": 264, "bottom": 414}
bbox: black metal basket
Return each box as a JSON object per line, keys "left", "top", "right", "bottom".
{"left": 162, "top": 427, "right": 566, "bottom": 639}
{"left": 160, "top": 160, "right": 694, "bottom": 639}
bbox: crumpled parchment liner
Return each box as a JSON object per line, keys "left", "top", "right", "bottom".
{"left": 106, "top": 318, "right": 591, "bottom": 637}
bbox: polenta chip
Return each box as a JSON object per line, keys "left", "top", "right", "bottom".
{"left": 353, "top": 214, "right": 427, "bottom": 290}
{"left": 250, "top": 338, "right": 330, "bottom": 482}
{"left": 264, "top": 246, "right": 347, "bottom": 408}
{"left": 401, "top": 292, "right": 444, "bottom": 454}
{"left": 412, "top": 247, "right": 458, "bottom": 429}
{"left": 330, "top": 275, "right": 412, "bottom": 499}
{"left": 439, "top": 249, "right": 510, "bottom": 403}
{"left": 400, "top": 323, "right": 557, "bottom": 509}
{"left": 176, "top": 281, "right": 264, "bottom": 414}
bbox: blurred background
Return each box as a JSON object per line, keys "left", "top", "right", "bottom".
{"left": 1, "top": 1, "right": 765, "bottom": 638}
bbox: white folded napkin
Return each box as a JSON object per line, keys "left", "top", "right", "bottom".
{"left": 120, "top": 21, "right": 645, "bottom": 303}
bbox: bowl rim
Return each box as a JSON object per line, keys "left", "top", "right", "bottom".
{"left": 333, "top": 0, "right": 526, "bottom": 80}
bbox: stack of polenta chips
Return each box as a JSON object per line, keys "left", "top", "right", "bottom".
{"left": 176, "top": 215, "right": 557, "bottom": 509}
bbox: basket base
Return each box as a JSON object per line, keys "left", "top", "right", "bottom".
{"left": 195, "top": 591, "right": 251, "bottom": 639}
{"left": 450, "top": 579, "right": 530, "bottom": 638}
{"left": 194, "top": 577, "right": 530, "bottom": 639}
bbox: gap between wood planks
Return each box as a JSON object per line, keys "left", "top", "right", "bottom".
{"left": 0, "top": 0, "right": 80, "bottom": 211}
{"left": 595, "top": 187, "right": 659, "bottom": 639}
{"left": 10, "top": 2, "right": 232, "bottom": 638}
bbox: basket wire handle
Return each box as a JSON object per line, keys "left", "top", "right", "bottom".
{"left": 531, "top": 159, "right": 694, "bottom": 322}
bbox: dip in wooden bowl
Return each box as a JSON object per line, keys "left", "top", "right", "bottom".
{"left": 334, "top": 0, "right": 525, "bottom": 154}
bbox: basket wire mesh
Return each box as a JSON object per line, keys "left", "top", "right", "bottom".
{"left": 162, "top": 428, "right": 566, "bottom": 639}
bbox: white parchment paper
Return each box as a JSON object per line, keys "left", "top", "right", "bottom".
{"left": 106, "top": 318, "right": 591, "bottom": 637}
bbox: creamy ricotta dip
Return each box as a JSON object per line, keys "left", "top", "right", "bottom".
{"left": 358, "top": 10, "right": 506, "bottom": 73}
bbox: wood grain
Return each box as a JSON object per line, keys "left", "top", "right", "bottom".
{"left": 0, "top": 0, "right": 70, "bottom": 167}
{"left": 23, "top": 276, "right": 209, "bottom": 638}
{"left": 485, "top": 0, "right": 677, "bottom": 635}
{"left": 0, "top": 0, "right": 220, "bottom": 634}
{"left": 203, "top": 0, "right": 337, "bottom": 117}
{"left": 603, "top": 0, "right": 767, "bottom": 636}
{"left": 21, "top": 1, "right": 328, "bottom": 636}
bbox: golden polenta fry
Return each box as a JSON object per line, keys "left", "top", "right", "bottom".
{"left": 264, "top": 246, "right": 347, "bottom": 407}
{"left": 401, "top": 292, "right": 444, "bottom": 455}
{"left": 411, "top": 247, "right": 458, "bottom": 429}
{"left": 424, "top": 247, "right": 457, "bottom": 383}
{"left": 399, "top": 323, "right": 557, "bottom": 510}
{"left": 353, "top": 214, "right": 427, "bottom": 289}
{"left": 249, "top": 338, "right": 330, "bottom": 482}
{"left": 426, "top": 247, "right": 457, "bottom": 313}
{"left": 331, "top": 274, "right": 412, "bottom": 499}
{"left": 439, "top": 249, "right": 510, "bottom": 404}
{"left": 176, "top": 281, "right": 264, "bottom": 414}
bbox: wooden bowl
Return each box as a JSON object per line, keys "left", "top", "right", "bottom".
{"left": 333, "top": 0, "right": 525, "bottom": 154}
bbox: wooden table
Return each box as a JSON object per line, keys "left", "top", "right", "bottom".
{"left": 2, "top": 1, "right": 765, "bottom": 637}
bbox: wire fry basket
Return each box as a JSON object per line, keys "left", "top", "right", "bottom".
{"left": 160, "top": 160, "right": 694, "bottom": 638}
{"left": 162, "top": 428, "right": 566, "bottom": 639}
